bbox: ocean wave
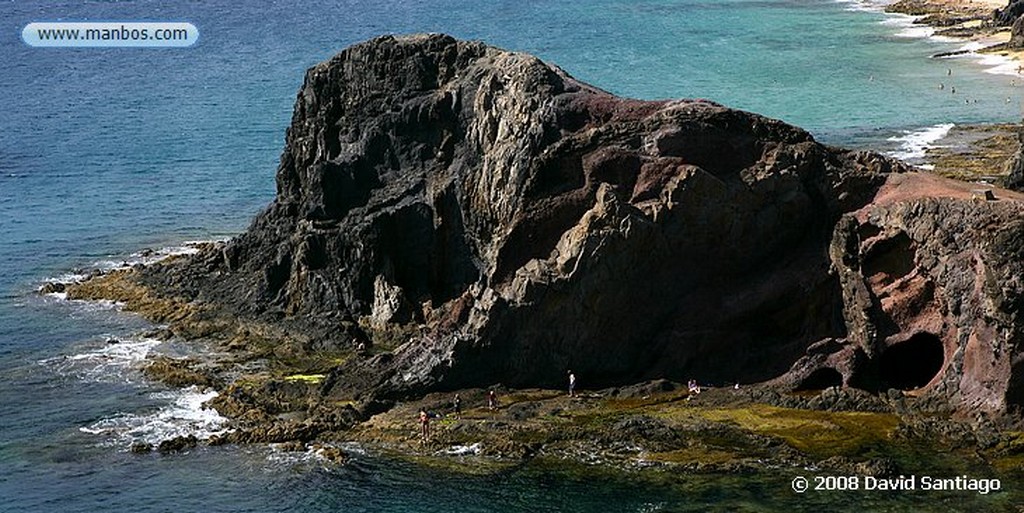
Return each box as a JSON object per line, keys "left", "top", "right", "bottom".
{"left": 79, "top": 386, "right": 230, "bottom": 449}
{"left": 872, "top": 9, "right": 1020, "bottom": 76}
{"left": 834, "top": 0, "right": 888, "bottom": 13}
{"left": 263, "top": 442, "right": 352, "bottom": 470}
{"left": 886, "top": 123, "right": 955, "bottom": 163}
{"left": 956, "top": 41, "right": 987, "bottom": 53}
{"left": 90, "top": 240, "right": 212, "bottom": 272}
{"left": 934, "top": 40, "right": 1021, "bottom": 76}
{"left": 977, "top": 52, "right": 1021, "bottom": 76}
{"left": 40, "top": 337, "right": 161, "bottom": 384}
{"left": 880, "top": 14, "right": 937, "bottom": 39}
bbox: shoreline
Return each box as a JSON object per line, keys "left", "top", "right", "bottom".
{"left": 44, "top": 265, "right": 1024, "bottom": 479}
{"left": 886, "top": 0, "right": 1023, "bottom": 73}
{"left": 872, "top": 0, "right": 1024, "bottom": 182}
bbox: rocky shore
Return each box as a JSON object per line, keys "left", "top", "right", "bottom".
{"left": 50, "top": 33, "right": 1024, "bottom": 479}
{"left": 887, "top": 0, "right": 1024, "bottom": 62}
{"left": 55, "top": 264, "right": 1024, "bottom": 475}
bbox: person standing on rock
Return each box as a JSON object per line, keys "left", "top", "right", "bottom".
{"left": 418, "top": 409, "right": 430, "bottom": 441}
{"left": 568, "top": 370, "right": 576, "bottom": 397}
{"left": 453, "top": 393, "right": 462, "bottom": 419}
{"left": 487, "top": 390, "right": 497, "bottom": 410}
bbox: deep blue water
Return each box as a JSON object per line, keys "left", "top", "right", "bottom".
{"left": 3, "top": 1, "right": 1024, "bottom": 511}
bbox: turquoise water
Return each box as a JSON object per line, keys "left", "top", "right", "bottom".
{"left": 3, "top": 0, "right": 1024, "bottom": 511}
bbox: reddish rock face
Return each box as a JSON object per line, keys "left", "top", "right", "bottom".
{"left": 804, "top": 173, "right": 1024, "bottom": 417}
{"left": 144, "top": 34, "right": 1024, "bottom": 419}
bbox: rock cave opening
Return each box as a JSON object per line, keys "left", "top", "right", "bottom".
{"left": 795, "top": 367, "right": 843, "bottom": 392}
{"left": 879, "top": 332, "right": 944, "bottom": 391}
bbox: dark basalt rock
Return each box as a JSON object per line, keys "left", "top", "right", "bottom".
{"left": 38, "top": 282, "right": 65, "bottom": 295}
{"left": 141, "top": 34, "right": 1024, "bottom": 421}
{"left": 157, "top": 435, "right": 198, "bottom": 454}
{"left": 130, "top": 442, "right": 153, "bottom": 454}
{"left": 1011, "top": 15, "right": 1024, "bottom": 48}
{"left": 996, "top": 1, "right": 1024, "bottom": 26}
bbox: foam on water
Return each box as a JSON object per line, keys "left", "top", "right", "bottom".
{"left": 38, "top": 240, "right": 221, "bottom": 294}
{"left": 886, "top": 123, "right": 955, "bottom": 164}
{"left": 834, "top": 0, "right": 888, "bottom": 13}
{"left": 932, "top": 40, "right": 1022, "bottom": 76}
{"left": 979, "top": 52, "right": 1021, "bottom": 76}
{"left": 80, "top": 386, "right": 230, "bottom": 449}
{"left": 880, "top": 14, "right": 938, "bottom": 39}
{"left": 91, "top": 240, "right": 214, "bottom": 273}
{"left": 40, "top": 336, "right": 161, "bottom": 384}
{"left": 265, "top": 443, "right": 351, "bottom": 468}
{"left": 439, "top": 442, "right": 483, "bottom": 456}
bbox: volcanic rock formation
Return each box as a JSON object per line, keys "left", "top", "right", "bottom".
{"left": 142, "top": 34, "right": 1024, "bottom": 419}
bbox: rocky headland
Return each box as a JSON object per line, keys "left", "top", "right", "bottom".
{"left": 57, "top": 34, "right": 1024, "bottom": 475}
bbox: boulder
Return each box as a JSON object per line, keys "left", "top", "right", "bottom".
{"left": 157, "top": 435, "right": 198, "bottom": 454}
{"left": 1011, "top": 15, "right": 1024, "bottom": 48}
{"left": 996, "top": 0, "right": 1024, "bottom": 25}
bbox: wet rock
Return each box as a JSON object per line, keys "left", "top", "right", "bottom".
{"left": 157, "top": 435, "right": 198, "bottom": 454}
{"left": 275, "top": 440, "right": 306, "bottom": 452}
{"left": 130, "top": 442, "right": 153, "bottom": 454}
{"left": 607, "top": 416, "right": 681, "bottom": 451}
{"left": 819, "top": 455, "right": 900, "bottom": 477}
{"left": 226, "top": 422, "right": 317, "bottom": 444}
{"left": 38, "top": 282, "right": 66, "bottom": 295}
{"left": 311, "top": 443, "right": 346, "bottom": 464}
{"left": 142, "top": 356, "right": 217, "bottom": 389}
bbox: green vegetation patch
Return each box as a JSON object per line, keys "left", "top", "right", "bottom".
{"left": 282, "top": 373, "right": 326, "bottom": 384}
{"left": 694, "top": 404, "right": 900, "bottom": 458}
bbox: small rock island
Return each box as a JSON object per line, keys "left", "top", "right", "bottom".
{"left": 64, "top": 34, "right": 1024, "bottom": 474}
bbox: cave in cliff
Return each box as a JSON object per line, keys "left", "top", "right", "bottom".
{"left": 878, "top": 332, "right": 945, "bottom": 391}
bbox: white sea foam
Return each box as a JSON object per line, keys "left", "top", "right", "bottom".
{"left": 41, "top": 239, "right": 224, "bottom": 292}
{"left": 40, "top": 337, "right": 161, "bottom": 384}
{"left": 886, "top": 123, "right": 955, "bottom": 163}
{"left": 80, "top": 386, "right": 230, "bottom": 449}
{"left": 880, "top": 14, "right": 937, "bottom": 39}
{"left": 439, "top": 442, "right": 483, "bottom": 456}
{"left": 91, "top": 240, "right": 212, "bottom": 272}
{"left": 871, "top": 8, "right": 1022, "bottom": 76}
{"left": 956, "top": 41, "right": 987, "bottom": 53}
{"left": 933, "top": 40, "right": 1021, "bottom": 76}
{"left": 261, "top": 443, "right": 355, "bottom": 471}
{"left": 978, "top": 52, "right": 1021, "bottom": 76}
{"left": 835, "top": 0, "right": 888, "bottom": 13}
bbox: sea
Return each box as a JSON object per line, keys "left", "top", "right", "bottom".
{"left": 3, "top": 0, "right": 1024, "bottom": 511}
